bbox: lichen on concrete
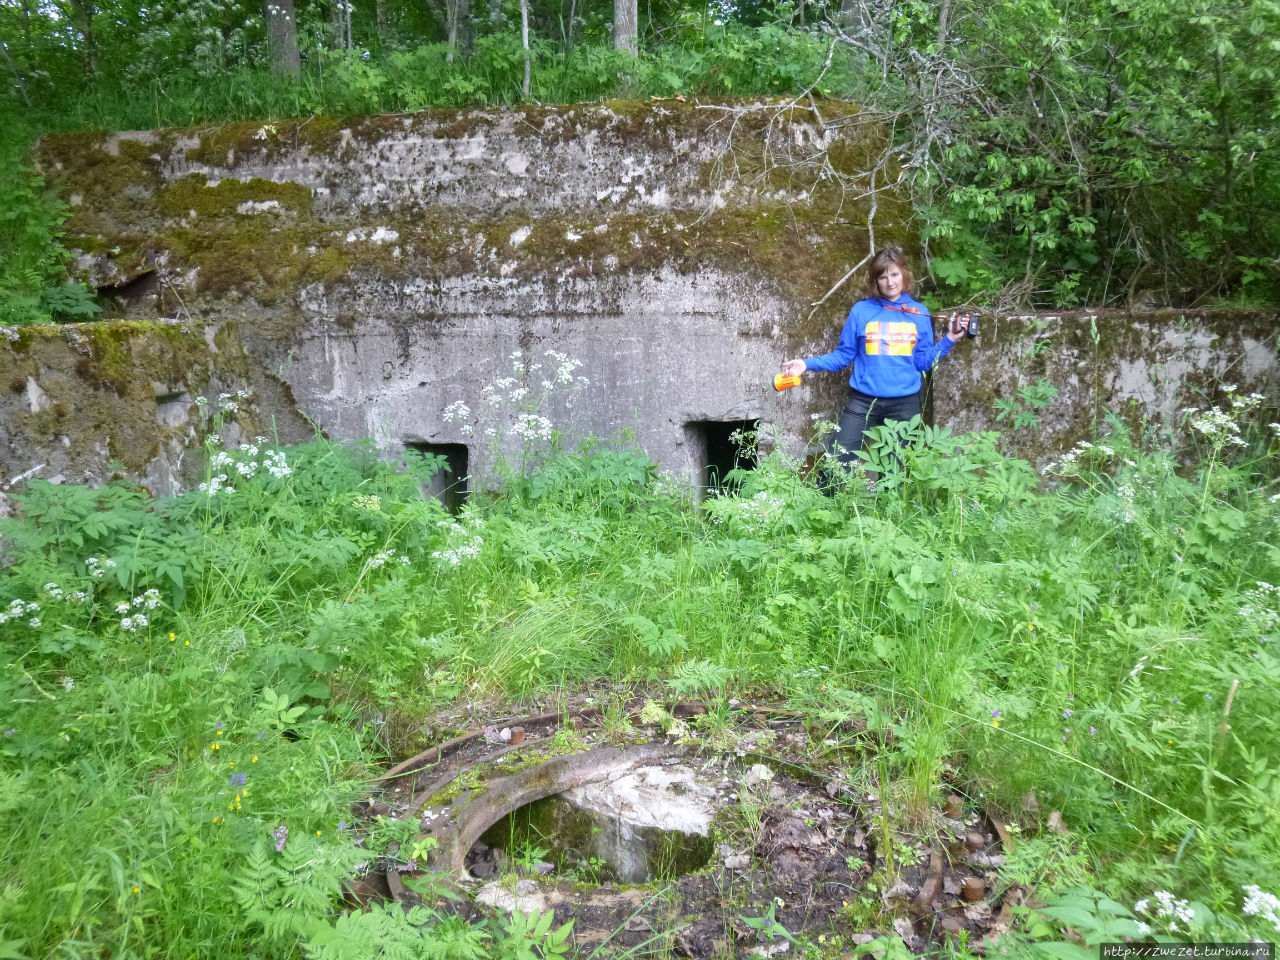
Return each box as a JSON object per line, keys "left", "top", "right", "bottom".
{"left": 9, "top": 101, "right": 1277, "bottom": 494}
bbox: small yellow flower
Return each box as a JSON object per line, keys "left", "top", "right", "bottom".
{"left": 169, "top": 632, "right": 176, "bottom": 642}
{"left": 210, "top": 742, "right": 220, "bottom": 750}
{"left": 212, "top": 816, "right": 221, "bottom": 823}
{"left": 216, "top": 730, "right": 222, "bottom": 737}
{"left": 229, "top": 760, "right": 236, "bottom": 767}
{"left": 227, "top": 803, "right": 234, "bottom": 810}
{"left": 185, "top": 640, "right": 190, "bottom": 646}
{"left": 992, "top": 720, "right": 1000, "bottom": 728}
{"left": 132, "top": 886, "right": 140, "bottom": 893}
{"left": 316, "top": 830, "right": 322, "bottom": 836}
{"left": 251, "top": 755, "right": 258, "bottom": 763}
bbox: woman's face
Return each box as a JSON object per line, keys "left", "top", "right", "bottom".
{"left": 876, "top": 265, "right": 904, "bottom": 300}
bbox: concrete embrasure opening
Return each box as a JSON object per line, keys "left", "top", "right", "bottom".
{"left": 154, "top": 390, "right": 191, "bottom": 428}
{"left": 684, "top": 419, "right": 759, "bottom": 496}
{"left": 473, "top": 762, "right": 717, "bottom": 884}
{"left": 405, "top": 442, "right": 468, "bottom": 513}
{"left": 360, "top": 700, "right": 1020, "bottom": 957}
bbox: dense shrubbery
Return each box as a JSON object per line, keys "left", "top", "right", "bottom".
{"left": 2, "top": 386, "right": 1279, "bottom": 955}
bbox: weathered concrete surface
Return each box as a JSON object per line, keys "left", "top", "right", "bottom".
{"left": 931, "top": 310, "right": 1280, "bottom": 460}
{"left": 8, "top": 99, "right": 905, "bottom": 493}
{"left": 2, "top": 101, "right": 1277, "bottom": 497}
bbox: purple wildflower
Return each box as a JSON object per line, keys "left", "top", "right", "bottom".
{"left": 3, "top": 729, "right": 14, "bottom": 736}
{"left": 1089, "top": 726, "right": 1097, "bottom": 735}
{"left": 991, "top": 709, "right": 1001, "bottom": 718}
{"left": 1063, "top": 709, "right": 1072, "bottom": 719}
{"left": 230, "top": 772, "right": 246, "bottom": 786}
{"left": 273, "top": 824, "right": 289, "bottom": 852}
{"left": 257, "top": 731, "right": 267, "bottom": 740}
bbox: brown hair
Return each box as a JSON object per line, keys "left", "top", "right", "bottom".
{"left": 866, "top": 248, "right": 914, "bottom": 299}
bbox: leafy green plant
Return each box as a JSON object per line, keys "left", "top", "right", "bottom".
{"left": 0, "top": 136, "right": 101, "bottom": 326}
{"left": 739, "top": 899, "right": 795, "bottom": 946}
{"left": 995, "top": 379, "right": 1061, "bottom": 432}
{"left": 494, "top": 909, "right": 573, "bottom": 960}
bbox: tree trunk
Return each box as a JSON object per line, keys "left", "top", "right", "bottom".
{"left": 58, "top": 0, "right": 99, "bottom": 76}
{"left": 520, "top": 0, "right": 530, "bottom": 96}
{"left": 446, "top": 0, "right": 471, "bottom": 62}
{"left": 264, "top": 0, "right": 302, "bottom": 77}
{"left": 613, "top": 0, "right": 637, "bottom": 56}
{"left": 564, "top": 0, "right": 577, "bottom": 51}
{"left": 0, "top": 39, "right": 31, "bottom": 107}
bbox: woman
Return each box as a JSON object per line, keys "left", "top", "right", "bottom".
{"left": 780, "top": 248, "right": 969, "bottom": 472}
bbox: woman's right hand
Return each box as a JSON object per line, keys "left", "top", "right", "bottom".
{"left": 781, "top": 359, "right": 807, "bottom": 377}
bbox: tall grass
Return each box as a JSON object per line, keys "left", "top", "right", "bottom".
{"left": 1, "top": 389, "right": 1278, "bottom": 955}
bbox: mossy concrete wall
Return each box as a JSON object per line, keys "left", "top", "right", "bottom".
{"left": 11, "top": 99, "right": 910, "bottom": 493}
{"left": 2, "top": 101, "right": 1277, "bottom": 498}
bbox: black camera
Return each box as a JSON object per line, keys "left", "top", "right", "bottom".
{"left": 948, "top": 312, "right": 980, "bottom": 339}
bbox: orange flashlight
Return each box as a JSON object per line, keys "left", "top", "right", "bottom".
{"left": 774, "top": 373, "right": 802, "bottom": 391}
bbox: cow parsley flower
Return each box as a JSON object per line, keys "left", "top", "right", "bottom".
{"left": 1243, "top": 885, "right": 1280, "bottom": 932}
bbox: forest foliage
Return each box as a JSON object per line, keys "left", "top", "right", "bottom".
{"left": 1, "top": 0, "right": 1279, "bottom": 321}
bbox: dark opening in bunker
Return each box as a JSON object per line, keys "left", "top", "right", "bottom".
{"left": 684, "top": 419, "right": 759, "bottom": 496}
{"left": 471, "top": 794, "right": 714, "bottom": 885}
{"left": 406, "top": 442, "right": 468, "bottom": 513}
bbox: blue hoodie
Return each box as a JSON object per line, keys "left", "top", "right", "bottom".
{"left": 804, "top": 293, "right": 953, "bottom": 398}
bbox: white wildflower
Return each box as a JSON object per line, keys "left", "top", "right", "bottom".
{"left": 264, "top": 450, "right": 291, "bottom": 479}
{"left": 442, "top": 400, "right": 471, "bottom": 423}
{"left": 60, "top": 676, "right": 74, "bottom": 691}
{"left": 1243, "top": 884, "right": 1280, "bottom": 932}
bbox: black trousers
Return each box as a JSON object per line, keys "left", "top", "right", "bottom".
{"left": 830, "top": 389, "right": 922, "bottom": 468}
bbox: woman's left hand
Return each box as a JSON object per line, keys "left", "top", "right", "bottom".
{"left": 945, "top": 314, "right": 970, "bottom": 343}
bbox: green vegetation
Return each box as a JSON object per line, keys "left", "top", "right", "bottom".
{"left": 2, "top": 376, "right": 1279, "bottom": 956}
{"left": 3, "top": 0, "right": 1279, "bottom": 318}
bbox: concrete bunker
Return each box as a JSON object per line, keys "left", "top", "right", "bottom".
{"left": 4, "top": 103, "right": 1276, "bottom": 497}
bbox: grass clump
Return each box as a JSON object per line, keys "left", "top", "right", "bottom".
{"left": 1, "top": 385, "right": 1279, "bottom": 954}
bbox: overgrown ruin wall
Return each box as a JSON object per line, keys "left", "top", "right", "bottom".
{"left": 1, "top": 100, "right": 1277, "bottom": 498}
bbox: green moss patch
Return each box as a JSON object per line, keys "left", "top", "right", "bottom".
{"left": 158, "top": 174, "right": 314, "bottom": 219}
